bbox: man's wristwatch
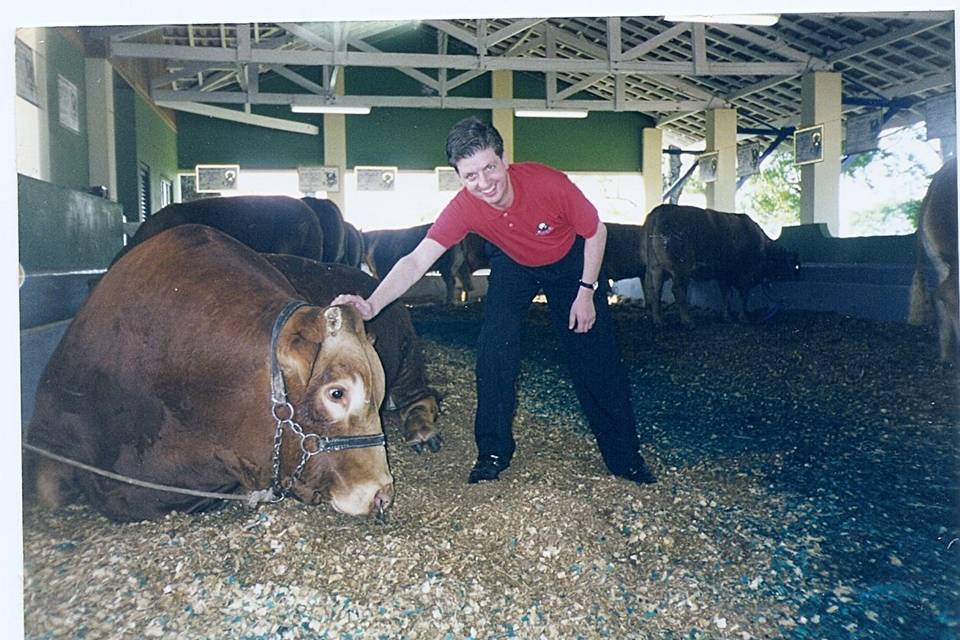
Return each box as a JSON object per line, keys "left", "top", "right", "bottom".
{"left": 579, "top": 279, "right": 599, "bottom": 291}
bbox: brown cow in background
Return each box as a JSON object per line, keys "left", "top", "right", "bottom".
{"left": 641, "top": 204, "right": 800, "bottom": 325}
{"left": 266, "top": 256, "right": 443, "bottom": 452}
{"left": 908, "top": 158, "right": 958, "bottom": 364}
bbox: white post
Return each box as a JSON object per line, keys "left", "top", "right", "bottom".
{"left": 800, "top": 71, "right": 842, "bottom": 235}
{"left": 705, "top": 108, "right": 737, "bottom": 212}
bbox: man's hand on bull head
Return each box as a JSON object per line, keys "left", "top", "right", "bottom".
{"left": 331, "top": 293, "right": 376, "bottom": 321}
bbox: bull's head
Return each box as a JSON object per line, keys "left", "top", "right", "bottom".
{"left": 276, "top": 304, "right": 393, "bottom": 516}
{"left": 764, "top": 243, "right": 801, "bottom": 281}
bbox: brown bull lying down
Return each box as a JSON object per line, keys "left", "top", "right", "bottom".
{"left": 363, "top": 224, "right": 472, "bottom": 304}
{"left": 641, "top": 204, "right": 800, "bottom": 324}
{"left": 908, "top": 158, "right": 959, "bottom": 364}
{"left": 27, "top": 225, "right": 393, "bottom": 522}
{"left": 113, "top": 195, "right": 326, "bottom": 266}
{"left": 265, "top": 256, "right": 442, "bottom": 452}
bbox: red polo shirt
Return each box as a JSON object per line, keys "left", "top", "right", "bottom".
{"left": 426, "top": 162, "right": 599, "bottom": 267}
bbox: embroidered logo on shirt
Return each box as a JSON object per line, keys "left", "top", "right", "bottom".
{"left": 536, "top": 222, "right": 554, "bottom": 235}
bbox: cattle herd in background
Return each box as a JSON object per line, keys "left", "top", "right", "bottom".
{"left": 22, "top": 159, "right": 957, "bottom": 522}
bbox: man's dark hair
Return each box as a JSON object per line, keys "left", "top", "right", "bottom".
{"left": 446, "top": 116, "right": 504, "bottom": 170}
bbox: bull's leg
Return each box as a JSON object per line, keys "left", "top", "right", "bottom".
{"left": 719, "top": 283, "right": 734, "bottom": 321}
{"left": 400, "top": 396, "right": 442, "bottom": 453}
{"left": 935, "top": 276, "right": 959, "bottom": 364}
{"left": 674, "top": 276, "right": 692, "bottom": 325}
{"left": 439, "top": 270, "right": 458, "bottom": 305}
{"left": 644, "top": 267, "right": 665, "bottom": 324}
{"left": 736, "top": 286, "right": 751, "bottom": 322}
{"left": 456, "top": 260, "right": 474, "bottom": 303}
{"left": 34, "top": 458, "right": 74, "bottom": 509}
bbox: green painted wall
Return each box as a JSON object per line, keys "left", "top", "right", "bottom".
{"left": 18, "top": 174, "right": 124, "bottom": 273}
{"left": 45, "top": 30, "right": 89, "bottom": 190}
{"left": 113, "top": 76, "right": 139, "bottom": 222}
{"left": 512, "top": 72, "right": 651, "bottom": 171}
{"left": 135, "top": 95, "right": 178, "bottom": 214}
{"left": 175, "top": 70, "right": 650, "bottom": 172}
{"left": 778, "top": 223, "right": 916, "bottom": 264}
{"left": 177, "top": 109, "right": 325, "bottom": 170}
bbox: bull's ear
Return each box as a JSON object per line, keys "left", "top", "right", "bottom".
{"left": 276, "top": 307, "right": 324, "bottom": 388}
{"left": 324, "top": 304, "right": 365, "bottom": 339}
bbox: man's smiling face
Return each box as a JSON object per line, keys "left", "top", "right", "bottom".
{"left": 455, "top": 147, "right": 514, "bottom": 210}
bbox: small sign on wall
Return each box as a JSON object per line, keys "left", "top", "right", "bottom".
{"left": 299, "top": 166, "right": 340, "bottom": 193}
{"left": 845, "top": 111, "right": 882, "bottom": 155}
{"left": 57, "top": 75, "right": 80, "bottom": 133}
{"left": 736, "top": 143, "right": 761, "bottom": 178}
{"left": 698, "top": 151, "right": 718, "bottom": 183}
{"left": 195, "top": 165, "right": 240, "bottom": 192}
{"left": 924, "top": 94, "right": 956, "bottom": 140}
{"left": 794, "top": 124, "right": 824, "bottom": 166}
{"left": 356, "top": 166, "right": 397, "bottom": 191}
{"left": 16, "top": 39, "right": 39, "bottom": 106}
{"left": 436, "top": 167, "right": 461, "bottom": 191}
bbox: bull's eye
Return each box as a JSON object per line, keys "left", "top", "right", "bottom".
{"left": 328, "top": 387, "right": 346, "bottom": 402}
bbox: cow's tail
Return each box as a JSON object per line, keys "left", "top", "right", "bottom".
{"left": 907, "top": 228, "right": 932, "bottom": 325}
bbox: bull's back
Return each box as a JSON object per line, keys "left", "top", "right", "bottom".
{"left": 117, "top": 196, "right": 326, "bottom": 264}
{"left": 33, "top": 225, "right": 295, "bottom": 442}
{"left": 302, "top": 197, "right": 348, "bottom": 264}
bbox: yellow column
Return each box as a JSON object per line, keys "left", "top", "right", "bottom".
{"left": 491, "top": 70, "right": 514, "bottom": 162}
{"left": 705, "top": 108, "right": 737, "bottom": 212}
{"left": 800, "top": 71, "right": 842, "bottom": 235}
{"left": 642, "top": 127, "right": 663, "bottom": 218}
{"left": 323, "top": 72, "right": 348, "bottom": 212}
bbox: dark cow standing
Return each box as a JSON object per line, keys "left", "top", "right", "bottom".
{"left": 113, "top": 195, "right": 326, "bottom": 265}
{"left": 27, "top": 225, "right": 392, "bottom": 522}
{"left": 342, "top": 220, "right": 365, "bottom": 269}
{"left": 641, "top": 204, "right": 800, "bottom": 324}
{"left": 908, "top": 158, "right": 959, "bottom": 364}
{"left": 363, "top": 224, "right": 467, "bottom": 304}
{"left": 603, "top": 222, "right": 646, "bottom": 283}
{"left": 301, "top": 197, "right": 349, "bottom": 265}
{"left": 265, "top": 255, "right": 443, "bottom": 452}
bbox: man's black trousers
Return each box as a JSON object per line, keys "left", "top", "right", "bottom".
{"left": 474, "top": 237, "right": 643, "bottom": 475}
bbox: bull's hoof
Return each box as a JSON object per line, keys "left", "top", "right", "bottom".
{"left": 410, "top": 433, "right": 443, "bottom": 454}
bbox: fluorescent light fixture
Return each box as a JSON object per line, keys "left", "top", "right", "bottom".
{"left": 664, "top": 14, "right": 780, "bottom": 26}
{"left": 514, "top": 109, "right": 589, "bottom": 119}
{"left": 290, "top": 105, "right": 371, "bottom": 115}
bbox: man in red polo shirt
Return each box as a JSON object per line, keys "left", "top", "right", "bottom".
{"left": 333, "top": 116, "right": 656, "bottom": 486}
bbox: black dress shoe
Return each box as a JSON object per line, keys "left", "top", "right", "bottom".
{"left": 468, "top": 455, "right": 508, "bottom": 484}
{"left": 616, "top": 462, "right": 657, "bottom": 485}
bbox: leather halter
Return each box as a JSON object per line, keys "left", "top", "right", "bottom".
{"left": 268, "top": 300, "right": 386, "bottom": 499}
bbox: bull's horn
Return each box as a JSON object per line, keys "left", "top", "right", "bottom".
{"left": 324, "top": 306, "right": 343, "bottom": 335}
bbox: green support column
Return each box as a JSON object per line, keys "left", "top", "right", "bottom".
{"left": 642, "top": 127, "right": 663, "bottom": 217}
{"left": 705, "top": 108, "right": 737, "bottom": 212}
{"left": 800, "top": 71, "right": 842, "bottom": 235}
{"left": 492, "top": 70, "right": 514, "bottom": 162}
